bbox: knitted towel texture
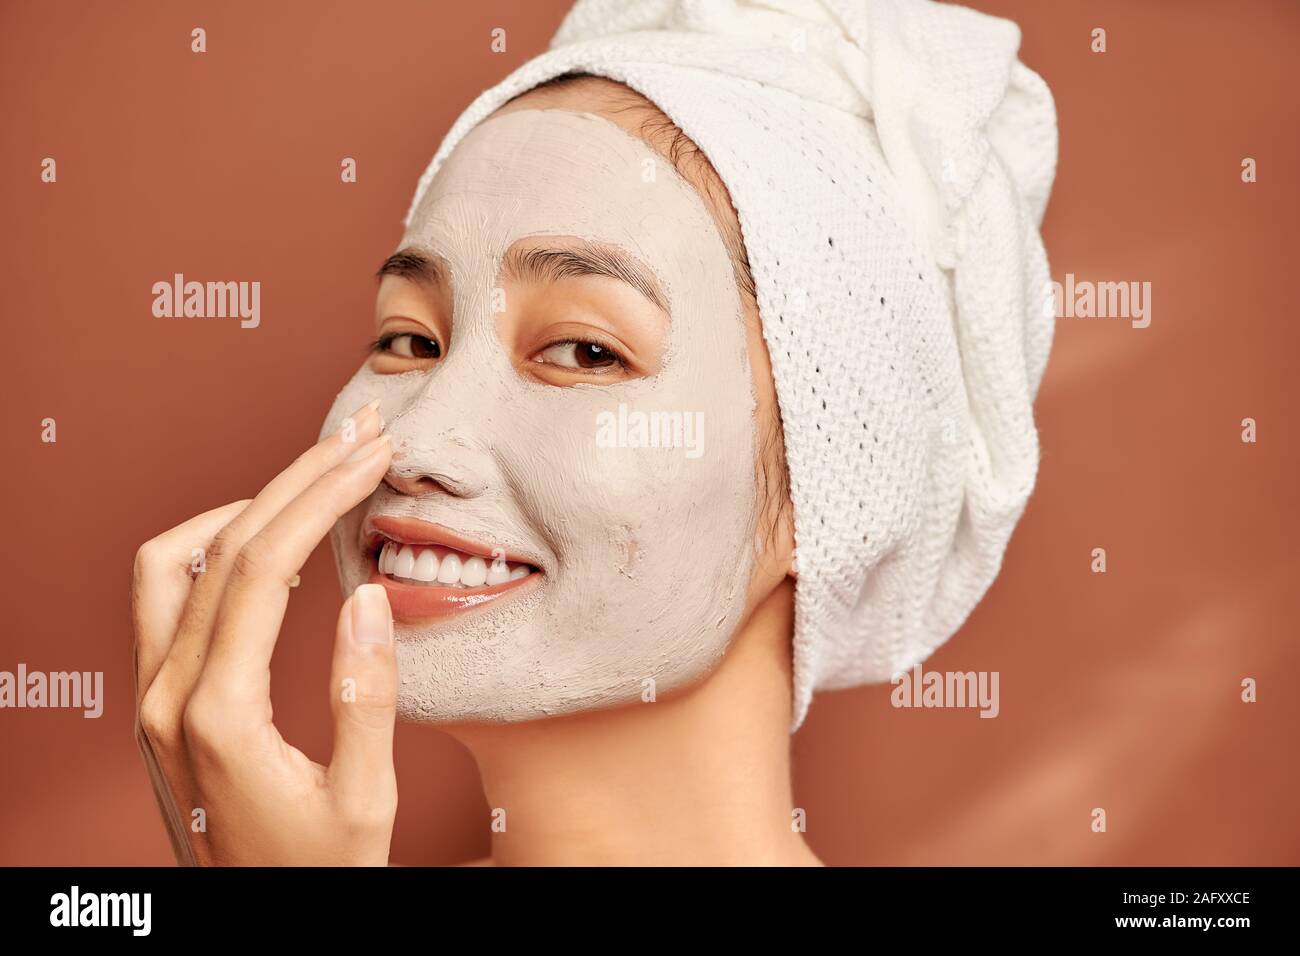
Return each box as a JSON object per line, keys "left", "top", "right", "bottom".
{"left": 404, "top": 0, "right": 1058, "bottom": 732}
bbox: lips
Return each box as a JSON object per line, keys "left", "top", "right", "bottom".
{"left": 362, "top": 515, "right": 542, "bottom": 622}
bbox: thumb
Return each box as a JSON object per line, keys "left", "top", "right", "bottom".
{"left": 327, "top": 583, "right": 398, "bottom": 814}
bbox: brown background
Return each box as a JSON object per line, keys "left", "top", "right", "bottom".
{"left": 1, "top": 0, "right": 1296, "bottom": 865}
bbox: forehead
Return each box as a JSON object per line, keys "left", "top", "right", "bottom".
{"left": 402, "top": 109, "right": 726, "bottom": 292}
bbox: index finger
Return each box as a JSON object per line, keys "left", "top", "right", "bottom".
{"left": 198, "top": 434, "right": 393, "bottom": 710}
{"left": 158, "top": 401, "right": 383, "bottom": 696}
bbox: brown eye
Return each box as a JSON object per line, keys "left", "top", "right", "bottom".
{"left": 574, "top": 342, "right": 616, "bottom": 368}
{"left": 376, "top": 332, "right": 441, "bottom": 360}
{"left": 536, "top": 340, "right": 625, "bottom": 371}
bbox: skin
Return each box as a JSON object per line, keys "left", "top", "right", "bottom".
{"left": 131, "top": 78, "right": 818, "bottom": 865}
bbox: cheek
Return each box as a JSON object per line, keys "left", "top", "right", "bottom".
{"left": 321, "top": 365, "right": 430, "bottom": 444}
{"left": 506, "top": 382, "right": 758, "bottom": 608}
{"left": 319, "top": 368, "right": 376, "bottom": 442}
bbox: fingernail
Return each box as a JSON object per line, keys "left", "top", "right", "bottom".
{"left": 345, "top": 433, "right": 390, "bottom": 463}
{"left": 353, "top": 584, "right": 392, "bottom": 645}
{"left": 336, "top": 400, "right": 382, "bottom": 443}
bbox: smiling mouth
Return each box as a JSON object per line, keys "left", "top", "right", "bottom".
{"left": 363, "top": 516, "right": 542, "bottom": 622}
{"left": 377, "top": 539, "right": 535, "bottom": 588}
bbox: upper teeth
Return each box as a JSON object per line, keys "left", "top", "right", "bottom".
{"left": 379, "top": 540, "right": 532, "bottom": 587}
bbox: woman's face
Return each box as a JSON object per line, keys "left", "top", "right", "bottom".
{"left": 320, "top": 104, "right": 770, "bottom": 723}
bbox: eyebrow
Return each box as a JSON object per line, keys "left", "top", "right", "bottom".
{"left": 377, "top": 241, "right": 669, "bottom": 315}
{"left": 376, "top": 249, "right": 448, "bottom": 286}
{"left": 503, "top": 240, "right": 669, "bottom": 315}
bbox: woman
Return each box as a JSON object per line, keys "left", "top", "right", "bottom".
{"left": 130, "top": 0, "right": 1056, "bottom": 866}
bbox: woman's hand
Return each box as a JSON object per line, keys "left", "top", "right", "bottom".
{"left": 130, "top": 401, "right": 397, "bottom": 865}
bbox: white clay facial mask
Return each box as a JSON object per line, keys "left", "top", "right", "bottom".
{"left": 320, "top": 108, "right": 758, "bottom": 722}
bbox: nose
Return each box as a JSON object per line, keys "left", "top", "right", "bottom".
{"left": 381, "top": 407, "right": 492, "bottom": 500}
{"left": 376, "top": 293, "right": 511, "bottom": 502}
{"left": 384, "top": 460, "right": 487, "bottom": 499}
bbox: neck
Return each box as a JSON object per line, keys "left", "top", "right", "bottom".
{"left": 444, "top": 578, "right": 818, "bottom": 866}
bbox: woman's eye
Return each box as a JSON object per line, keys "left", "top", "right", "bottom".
{"left": 371, "top": 332, "right": 441, "bottom": 360}
{"left": 535, "top": 340, "right": 626, "bottom": 371}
